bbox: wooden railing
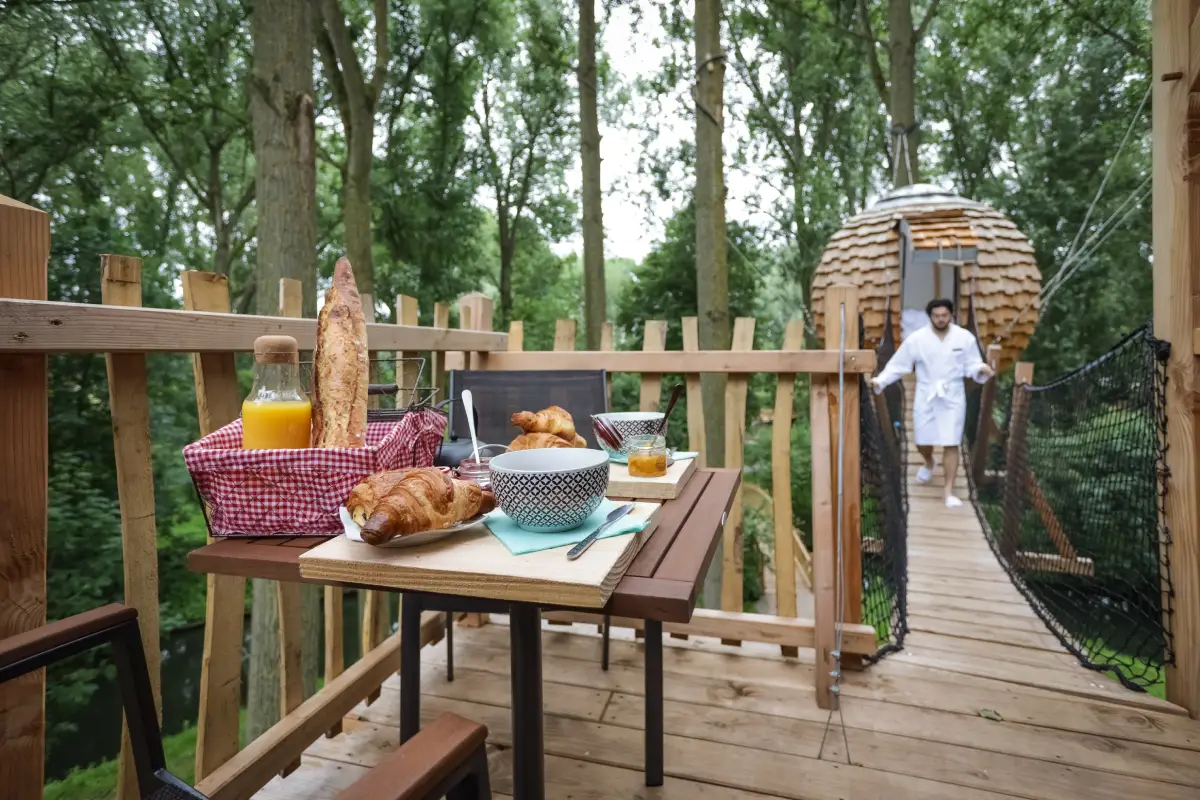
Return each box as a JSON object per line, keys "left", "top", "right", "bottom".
{"left": 0, "top": 195, "right": 874, "bottom": 797}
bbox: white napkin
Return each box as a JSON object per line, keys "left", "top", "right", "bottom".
{"left": 340, "top": 507, "right": 366, "bottom": 542}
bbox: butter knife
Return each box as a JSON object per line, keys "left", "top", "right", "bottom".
{"left": 567, "top": 503, "right": 634, "bottom": 560}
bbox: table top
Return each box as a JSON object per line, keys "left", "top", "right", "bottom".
{"left": 186, "top": 468, "right": 740, "bottom": 622}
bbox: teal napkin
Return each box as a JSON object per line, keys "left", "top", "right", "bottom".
{"left": 484, "top": 498, "right": 649, "bottom": 556}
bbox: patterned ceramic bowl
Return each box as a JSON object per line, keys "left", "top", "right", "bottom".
{"left": 591, "top": 412, "right": 666, "bottom": 458}
{"left": 488, "top": 449, "right": 610, "bottom": 532}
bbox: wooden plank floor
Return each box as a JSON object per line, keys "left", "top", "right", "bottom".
{"left": 257, "top": 616, "right": 1200, "bottom": 800}
{"left": 257, "top": 379, "right": 1198, "bottom": 798}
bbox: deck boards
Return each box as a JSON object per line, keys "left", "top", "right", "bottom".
{"left": 257, "top": 379, "right": 1198, "bottom": 799}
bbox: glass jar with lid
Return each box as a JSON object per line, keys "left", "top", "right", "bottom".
{"left": 456, "top": 457, "right": 492, "bottom": 490}
{"left": 626, "top": 434, "right": 668, "bottom": 478}
{"left": 242, "top": 335, "right": 312, "bottom": 450}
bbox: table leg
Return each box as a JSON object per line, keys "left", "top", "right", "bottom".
{"left": 400, "top": 593, "right": 422, "bottom": 743}
{"left": 644, "top": 618, "right": 663, "bottom": 786}
{"left": 446, "top": 610, "right": 455, "bottom": 682}
{"left": 601, "top": 614, "right": 610, "bottom": 671}
{"left": 509, "top": 604, "right": 545, "bottom": 800}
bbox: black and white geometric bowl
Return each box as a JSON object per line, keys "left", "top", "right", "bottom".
{"left": 591, "top": 412, "right": 666, "bottom": 458}
{"left": 489, "top": 449, "right": 610, "bottom": 532}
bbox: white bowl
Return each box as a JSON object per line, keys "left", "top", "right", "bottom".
{"left": 489, "top": 449, "right": 611, "bottom": 532}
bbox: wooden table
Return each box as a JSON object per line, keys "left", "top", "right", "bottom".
{"left": 187, "top": 468, "right": 739, "bottom": 799}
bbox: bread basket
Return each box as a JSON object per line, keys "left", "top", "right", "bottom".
{"left": 184, "top": 408, "right": 446, "bottom": 537}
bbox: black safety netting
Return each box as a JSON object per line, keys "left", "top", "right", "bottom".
{"left": 860, "top": 372, "right": 909, "bottom": 661}
{"left": 968, "top": 325, "right": 1174, "bottom": 690}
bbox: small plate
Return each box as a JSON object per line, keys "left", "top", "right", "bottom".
{"left": 339, "top": 507, "right": 484, "bottom": 548}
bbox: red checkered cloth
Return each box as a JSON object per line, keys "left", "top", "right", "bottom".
{"left": 184, "top": 408, "right": 447, "bottom": 537}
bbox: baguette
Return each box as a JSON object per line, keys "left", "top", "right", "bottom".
{"left": 312, "top": 257, "right": 369, "bottom": 448}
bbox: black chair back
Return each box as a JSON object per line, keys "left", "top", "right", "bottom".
{"left": 446, "top": 370, "right": 609, "bottom": 448}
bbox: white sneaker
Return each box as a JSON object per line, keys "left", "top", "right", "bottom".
{"left": 945, "top": 496, "right": 963, "bottom": 509}
{"left": 916, "top": 466, "right": 933, "bottom": 484}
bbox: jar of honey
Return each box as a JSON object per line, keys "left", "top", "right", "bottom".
{"left": 242, "top": 335, "right": 312, "bottom": 449}
{"left": 626, "top": 435, "right": 668, "bottom": 478}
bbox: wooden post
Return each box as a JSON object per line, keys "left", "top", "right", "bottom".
{"left": 554, "top": 318, "right": 577, "bottom": 351}
{"left": 721, "top": 318, "right": 755, "bottom": 631}
{"left": 681, "top": 317, "right": 707, "bottom": 467}
{"left": 1001, "top": 363, "right": 1035, "bottom": 561}
{"left": 971, "top": 344, "right": 1002, "bottom": 485}
{"left": 825, "top": 285, "right": 863, "bottom": 669}
{"left": 397, "top": 295, "right": 420, "bottom": 407}
{"left": 600, "top": 322, "right": 614, "bottom": 408}
{"left": 509, "top": 320, "right": 525, "bottom": 352}
{"left": 432, "top": 302, "right": 451, "bottom": 405}
{"left": 810, "top": 371, "right": 837, "bottom": 710}
{"left": 100, "top": 255, "right": 163, "bottom": 800}
{"left": 772, "top": 320, "right": 804, "bottom": 656}
{"left": 1156, "top": 0, "right": 1200, "bottom": 717}
{"left": 359, "top": 292, "right": 388, "bottom": 703}
{"left": 183, "top": 271, "right": 247, "bottom": 782}
{"left": 0, "top": 195, "right": 49, "bottom": 799}
{"left": 639, "top": 320, "right": 668, "bottom": 412}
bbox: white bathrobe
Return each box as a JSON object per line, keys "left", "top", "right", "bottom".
{"left": 874, "top": 323, "right": 990, "bottom": 447}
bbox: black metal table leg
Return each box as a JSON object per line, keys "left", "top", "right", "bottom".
{"left": 509, "top": 604, "right": 545, "bottom": 800}
{"left": 644, "top": 618, "right": 664, "bottom": 786}
{"left": 601, "top": 614, "right": 610, "bottom": 671}
{"left": 400, "top": 593, "right": 422, "bottom": 743}
{"left": 446, "top": 610, "right": 455, "bottom": 682}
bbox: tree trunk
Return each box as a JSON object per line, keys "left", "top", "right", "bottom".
{"left": 248, "top": 0, "right": 318, "bottom": 741}
{"left": 579, "top": 0, "right": 606, "bottom": 348}
{"left": 888, "top": 0, "right": 920, "bottom": 186}
{"left": 343, "top": 105, "right": 375, "bottom": 300}
{"left": 694, "top": 0, "right": 730, "bottom": 608}
{"left": 498, "top": 209, "right": 514, "bottom": 326}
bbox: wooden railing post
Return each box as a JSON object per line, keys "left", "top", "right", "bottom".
{"left": 432, "top": 302, "right": 452, "bottom": 404}
{"left": 972, "top": 344, "right": 1002, "bottom": 485}
{"left": 721, "top": 318, "right": 755, "bottom": 637}
{"left": 639, "top": 320, "right": 668, "bottom": 412}
{"left": 772, "top": 319, "right": 804, "bottom": 657}
{"left": 458, "top": 294, "right": 493, "bottom": 628}
{"left": 825, "top": 286, "right": 863, "bottom": 669}
{"left": 0, "top": 195, "right": 50, "bottom": 799}
{"left": 554, "top": 318, "right": 577, "bottom": 352}
{"left": 810, "top": 364, "right": 837, "bottom": 710}
{"left": 183, "top": 271, "right": 247, "bottom": 782}
{"left": 681, "top": 318, "right": 707, "bottom": 466}
{"left": 101, "top": 255, "right": 163, "bottom": 800}
{"left": 1001, "top": 363, "right": 1035, "bottom": 560}
{"left": 508, "top": 320, "right": 525, "bottom": 352}
{"left": 600, "top": 322, "right": 614, "bottom": 408}
{"left": 397, "top": 294, "right": 420, "bottom": 408}
{"left": 358, "top": 292, "right": 388, "bottom": 705}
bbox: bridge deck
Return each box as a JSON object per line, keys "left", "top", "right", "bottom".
{"left": 252, "top": 380, "right": 1198, "bottom": 799}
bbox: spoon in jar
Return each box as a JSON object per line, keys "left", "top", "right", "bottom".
{"left": 656, "top": 384, "right": 685, "bottom": 436}
{"left": 462, "top": 389, "right": 481, "bottom": 464}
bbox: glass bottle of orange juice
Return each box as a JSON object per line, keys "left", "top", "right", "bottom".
{"left": 242, "top": 335, "right": 312, "bottom": 449}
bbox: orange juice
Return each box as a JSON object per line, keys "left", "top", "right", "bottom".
{"left": 242, "top": 400, "right": 312, "bottom": 449}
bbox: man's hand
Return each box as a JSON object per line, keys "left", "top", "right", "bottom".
{"left": 869, "top": 377, "right": 884, "bottom": 393}
{"left": 978, "top": 364, "right": 996, "bottom": 380}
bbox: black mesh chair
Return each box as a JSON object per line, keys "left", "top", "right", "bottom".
{"left": 439, "top": 369, "right": 619, "bottom": 670}
{"left": 0, "top": 605, "right": 493, "bottom": 800}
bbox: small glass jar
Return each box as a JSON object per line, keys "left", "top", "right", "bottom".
{"left": 626, "top": 434, "right": 668, "bottom": 478}
{"left": 456, "top": 457, "right": 492, "bottom": 490}
{"left": 242, "top": 335, "right": 312, "bottom": 449}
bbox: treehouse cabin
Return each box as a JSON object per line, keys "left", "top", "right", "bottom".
{"left": 812, "top": 183, "right": 1042, "bottom": 369}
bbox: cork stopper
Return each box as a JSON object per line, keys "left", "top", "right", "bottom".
{"left": 254, "top": 335, "right": 299, "bottom": 364}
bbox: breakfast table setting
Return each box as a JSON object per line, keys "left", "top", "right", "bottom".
{"left": 182, "top": 261, "right": 741, "bottom": 799}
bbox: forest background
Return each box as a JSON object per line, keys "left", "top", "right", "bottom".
{"left": 0, "top": 0, "right": 1152, "bottom": 792}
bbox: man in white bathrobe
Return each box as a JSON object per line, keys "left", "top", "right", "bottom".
{"left": 870, "top": 299, "right": 994, "bottom": 508}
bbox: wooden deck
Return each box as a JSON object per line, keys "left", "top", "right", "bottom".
{"left": 254, "top": 381, "right": 1199, "bottom": 799}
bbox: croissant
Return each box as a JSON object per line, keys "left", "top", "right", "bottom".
{"left": 350, "top": 468, "right": 497, "bottom": 545}
{"left": 511, "top": 405, "right": 576, "bottom": 440}
{"left": 509, "top": 432, "right": 574, "bottom": 451}
{"left": 571, "top": 433, "right": 587, "bottom": 448}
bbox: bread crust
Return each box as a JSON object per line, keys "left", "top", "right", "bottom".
{"left": 313, "top": 257, "right": 369, "bottom": 448}
{"left": 351, "top": 468, "right": 497, "bottom": 545}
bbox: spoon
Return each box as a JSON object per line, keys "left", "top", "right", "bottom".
{"left": 462, "top": 389, "right": 481, "bottom": 464}
{"left": 656, "top": 383, "right": 685, "bottom": 436}
{"left": 593, "top": 415, "right": 623, "bottom": 451}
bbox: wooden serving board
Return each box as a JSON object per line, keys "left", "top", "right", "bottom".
{"left": 298, "top": 502, "right": 661, "bottom": 609}
{"left": 607, "top": 457, "right": 696, "bottom": 500}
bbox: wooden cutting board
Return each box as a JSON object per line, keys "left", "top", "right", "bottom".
{"left": 607, "top": 457, "right": 696, "bottom": 500}
{"left": 298, "top": 501, "right": 661, "bottom": 608}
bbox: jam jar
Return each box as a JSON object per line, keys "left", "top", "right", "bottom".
{"left": 626, "top": 434, "right": 668, "bottom": 478}
{"left": 456, "top": 457, "right": 492, "bottom": 490}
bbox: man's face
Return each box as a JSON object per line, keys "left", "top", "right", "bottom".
{"left": 930, "top": 306, "right": 952, "bottom": 331}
